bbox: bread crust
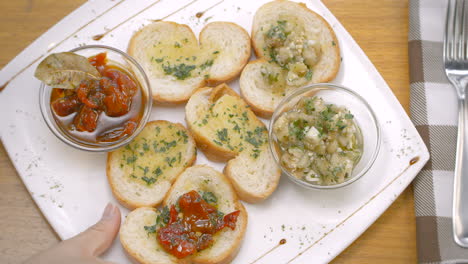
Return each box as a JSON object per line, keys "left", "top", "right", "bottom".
{"left": 200, "top": 22, "right": 252, "bottom": 86}
{"left": 223, "top": 161, "right": 280, "bottom": 204}
{"left": 128, "top": 21, "right": 251, "bottom": 103}
{"left": 107, "top": 120, "right": 196, "bottom": 210}
{"left": 238, "top": 60, "right": 280, "bottom": 118}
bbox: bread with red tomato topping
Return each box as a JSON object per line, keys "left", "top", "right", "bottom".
{"left": 120, "top": 165, "right": 247, "bottom": 264}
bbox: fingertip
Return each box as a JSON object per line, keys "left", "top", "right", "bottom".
{"left": 71, "top": 202, "right": 122, "bottom": 257}
{"left": 101, "top": 203, "right": 121, "bottom": 223}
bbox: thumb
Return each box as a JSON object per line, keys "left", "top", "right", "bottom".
{"left": 70, "top": 203, "right": 121, "bottom": 257}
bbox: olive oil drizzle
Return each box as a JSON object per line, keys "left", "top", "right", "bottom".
{"left": 195, "top": 0, "right": 224, "bottom": 19}
{"left": 249, "top": 239, "right": 287, "bottom": 264}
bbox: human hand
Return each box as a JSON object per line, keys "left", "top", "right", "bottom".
{"left": 24, "top": 203, "right": 121, "bottom": 264}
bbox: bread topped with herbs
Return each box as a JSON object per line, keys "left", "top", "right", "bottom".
{"left": 120, "top": 165, "right": 247, "bottom": 264}
{"left": 185, "top": 84, "right": 281, "bottom": 203}
{"left": 240, "top": 0, "right": 340, "bottom": 117}
{"left": 128, "top": 21, "right": 251, "bottom": 103}
{"left": 107, "top": 120, "right": 196, "bottom": 209}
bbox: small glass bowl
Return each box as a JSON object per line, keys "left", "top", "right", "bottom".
{"left": 39, "top": 45, "right": 152, "bottom": 152}
{"left": 268, "top": 83, "right": 381, "bottom": 189}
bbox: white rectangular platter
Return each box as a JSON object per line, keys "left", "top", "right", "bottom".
{"left": 0, "top": 0, "right": 429, "bottom": 263}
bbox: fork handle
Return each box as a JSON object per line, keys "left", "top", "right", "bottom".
{"left": 453, "top": 96, "right": 468, "bottom": 247}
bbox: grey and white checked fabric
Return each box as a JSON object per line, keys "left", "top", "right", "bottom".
{"left": 409, "top": 0, "right": 468, "bottom": 263}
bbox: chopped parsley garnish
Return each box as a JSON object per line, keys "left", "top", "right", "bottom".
{"left": 200, "top": 59, "right": 214, "bottom": 70}
{"left": 245, "top": 133, "right": 262, "bottom": 148}
{"left": 213, "top": 50, "right": 219, "bottom": 54}
{"left": 162, "top": 63, "right": 196, "bottom": 80}
{"left": 304, "top": 98, "right": 316, "bottom": 114}
{"left": 266, "top": 21, "right": 287, "bottom": 40}
{"left": 143, "top": 206, "right": 170, "bottom": 235}
{"left": 261, "top": 70, "right": 279, "bottom": 84}
{"left": 289, "top": 119, "right": 308, "bottom": 140}
{"left": 141, "top": 176, "right": 156, "bottom": 185}
{"left": 320, "top": 106, "right": 337, "bottom": 121}
{"left": 217, "top": 128, "right": 229, "bottom": 142}
{"left": 165, "top": 156, "right": 177, "bottom": 167}
{"left": 153, "top": 167, "right": 162, "bottom": 177}
{"left": 201, "top": 191, "right": 217, "bottom": 204}
{"left": 143, "top": 142, "right": 150, "bottom": 151}
{"left": 336, "top": 120, "right": 347, "bottom": 130}
{"left": 159, "top": 206, "right": 170, "bottom": 225}
{"left": 305, "top": 70, "right": 313, "bottom": 81}
{"left": 345, "top": 113, "right": 354, "bottom": 119}
{"left": 143, "top": 224, "right": 156, "bottom": 235}
{"left": 251, "top": 148, "right": 261, "bottom": 159}
{"left": 174, "top": 42, "right": 181, "bottom": 48}
{"left": 126, "top": 155, "right": 137, "bottom": 164}
{"left": 138, "top": 166, "right": 149, "bottom": 175}
{"left": 176, "top": 130, "right": 189, "bottom": 143}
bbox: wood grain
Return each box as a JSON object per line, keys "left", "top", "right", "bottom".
{"left": 0, "top": 0, "right": 416, "bottom": 263}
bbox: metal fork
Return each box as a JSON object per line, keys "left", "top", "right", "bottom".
{"left": 445, "top": 0, "right": 468, "bottom": 248}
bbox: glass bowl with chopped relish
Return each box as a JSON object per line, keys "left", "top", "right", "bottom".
{"left": 39, "top": 45, "right": 152, "bottom": 152}
{"left": 268, "top": 83, "right": 380, "bottom": 189}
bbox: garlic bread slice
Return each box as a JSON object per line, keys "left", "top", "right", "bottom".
{"left": 186, "top": 84, "right": 281, "bottom": 203}
{"left": 128, "top": 21, "right": 251, "bottom": 103}
{"left": 107, "top": 120, "right": 196, "bottom": 209}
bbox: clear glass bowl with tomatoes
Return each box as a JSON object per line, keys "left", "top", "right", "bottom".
{"left": 39, "top": 45, "right": 152, "bottom": 151}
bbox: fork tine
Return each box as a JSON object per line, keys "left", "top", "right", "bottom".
{"left": 462, "top": 0, "right": 467, "bottom": 60}
{"left": 452, "top": 0, "right": 460, "bottom": 61}
{"left": 445, "top": 0, "right": 454, "bottom": 62}
{"left": 455, "top": 0, "right": 464, "bottom": 61}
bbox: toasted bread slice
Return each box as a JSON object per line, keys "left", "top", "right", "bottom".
{"left": 107, "top": 120, "right": 196, "bottom": 209}
{"left": 185, "top": 84, "right": 281, "bottom": 203}
{"left": 120, "top": 207, "right": 181, "bottom": 264}
{"left": 120, "top": 165, "right": 247, "bottom": 264}
{"left": 240, "top": 0, "right": 340, "bottom": 117}
{"left": 128, "top": 21, "right": 251, "bottom": 103}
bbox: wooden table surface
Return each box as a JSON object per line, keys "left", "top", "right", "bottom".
{"left": 0, "top": 0, "right": 415, "bottom": 263}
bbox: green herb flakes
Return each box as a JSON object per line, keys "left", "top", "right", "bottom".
{"left": 201, "top": 191, "right": 217, "bottom": 204}
{"left": 162, "top": 63, "right": 196, "bottom": 80}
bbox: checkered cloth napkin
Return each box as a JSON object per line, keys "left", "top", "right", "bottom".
{"left": 409, "top": 0, "right": 468, "bottom": 263}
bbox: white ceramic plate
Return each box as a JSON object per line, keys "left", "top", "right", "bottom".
{"left": 0, "top": 0, "right": 429, "bottom": 263}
